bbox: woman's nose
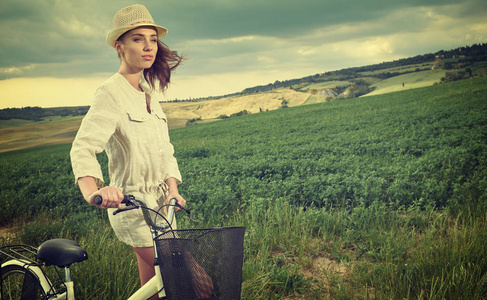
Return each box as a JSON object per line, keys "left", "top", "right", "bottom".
{"left": 144, "top": 39, "right": 153, "bottom": 51}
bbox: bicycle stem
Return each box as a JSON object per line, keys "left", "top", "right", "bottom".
{"left": 130, "top": 197, "right": 177, "bottom": 231}
{"left": 166, "top": 198, "right": 177, "bottom": 227}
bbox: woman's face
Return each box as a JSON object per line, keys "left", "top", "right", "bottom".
{"left": 116, "top": 26, "right": 158, "bottom": 73}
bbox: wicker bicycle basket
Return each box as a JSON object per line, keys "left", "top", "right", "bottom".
{"left": 155, "top": 226, "right": 245, "bottom": 300}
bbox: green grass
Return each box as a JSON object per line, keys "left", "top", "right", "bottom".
{"left": 1, "top": 76, "right": 487, "bottom": 299}
{"left": 367, "top": 69, "right": 446, "bottom": 96}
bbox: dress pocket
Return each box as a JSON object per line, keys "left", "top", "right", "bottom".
{"left": 126, "top": 112, "right": 152, "bottom": 144}
{"left": 154, "top": 111, "right": 167, "bottom": 122}
{"left": 127, "top": 112, "right": 150, "bottom": 122}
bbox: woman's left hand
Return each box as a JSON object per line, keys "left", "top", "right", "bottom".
{"left": 167, "top": 192, "right": 186, "bottom": 211}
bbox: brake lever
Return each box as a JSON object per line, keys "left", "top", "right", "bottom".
{"left": 113, "top": 205, "right": 139, "bottom": 215}
{"left": 175, "top": 202, "right": 191, "bottom": 215}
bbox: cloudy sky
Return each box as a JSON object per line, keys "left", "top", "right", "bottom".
{"left": 0, "top": 0, "right": 486, "bottom": 108}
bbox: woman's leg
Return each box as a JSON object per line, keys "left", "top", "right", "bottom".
{"left": 132, "top": 246, "right": 158, "bottom": 299}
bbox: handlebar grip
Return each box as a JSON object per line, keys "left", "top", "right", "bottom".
{"left": 94, "top": 195, "right": 133, "bottom": 206}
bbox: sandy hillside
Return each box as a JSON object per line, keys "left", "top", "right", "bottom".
{"left": 0, "top": 118, "right": 82, "bottom": 152}
{"left": 163, "top": 89, "right": 310, "bottom": 117}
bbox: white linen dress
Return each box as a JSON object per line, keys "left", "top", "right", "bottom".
{"left": 70, "top": 73, "right": 182, "bottom": 247}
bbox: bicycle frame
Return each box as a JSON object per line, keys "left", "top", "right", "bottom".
{"left": 1, "top": 242, "right": 162, "bottom": 300}
{"left": 127, "top": 197, "right": 178, "bottom": 299}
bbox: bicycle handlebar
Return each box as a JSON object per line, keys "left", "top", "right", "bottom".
{"left": 94, "top": 194, "right": 182, "bottom": 232}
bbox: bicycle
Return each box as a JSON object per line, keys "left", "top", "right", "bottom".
{"left": 1, "top": 196, "right": 246, "bottom": 299}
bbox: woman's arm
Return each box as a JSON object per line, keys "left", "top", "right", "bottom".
{"left": 71, "top": 86, "right": 123, "bottom": 209}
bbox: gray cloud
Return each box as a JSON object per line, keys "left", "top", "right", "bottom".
{"left": 0, "top": 0, "right": 485, "bottom": 82}
{"left": 0, "top": 1, "right": 106, "bottom": 68}
{"left": 156, "top": 0, "right": 479, "bottom": 40}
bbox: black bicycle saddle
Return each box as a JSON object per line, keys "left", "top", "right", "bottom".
{"left": 37, "top": 238, "right": 88, "bottom": 267}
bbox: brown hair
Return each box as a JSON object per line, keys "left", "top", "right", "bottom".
{"left": 144, "top": 40, "right": 184, "bottom": 92}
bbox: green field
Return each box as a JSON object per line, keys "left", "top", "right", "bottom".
{"left": 366, "top": 69, "right": 446, "bottom": 96}
{"left": 1, "top": 77, "right": 487, "bottom": 299}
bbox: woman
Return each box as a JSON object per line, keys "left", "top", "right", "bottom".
{"left": 70, "top": 4, "right": 186, "bottom": 290}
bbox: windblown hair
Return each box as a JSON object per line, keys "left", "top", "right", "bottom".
{"left": 144, "top": 40, "right": 184, "bottom": 92}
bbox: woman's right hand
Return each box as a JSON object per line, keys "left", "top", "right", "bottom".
{"left": 89, "top": 186, "right": 124, "bottom": 209}
{"left": 77, "top": 176, "right": 124, "bottom": 209}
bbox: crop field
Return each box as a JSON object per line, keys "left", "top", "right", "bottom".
{"left": 1, "top": 77, "right": 487, "bottom": 299}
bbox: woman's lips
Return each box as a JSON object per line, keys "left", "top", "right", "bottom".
{"left": 142, "top": 55, "right": 153, "bottom": 61}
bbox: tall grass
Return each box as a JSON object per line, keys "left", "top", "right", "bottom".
{"left": 231, "top": 200, "right": 487, "bottom": 299}
{"left": 74, "top": 226, "right": 140, "bottom": 299}
{"left": 365, "top": 212, "right": 487, "bottom": 299}
{"left": 2, "top": 177, "right": 486, "bottom": 299}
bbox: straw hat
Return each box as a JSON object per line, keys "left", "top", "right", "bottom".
{"left": 106, "top": 4, "right": 167, "bottom": 47}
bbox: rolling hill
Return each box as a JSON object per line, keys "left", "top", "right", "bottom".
{"left": 0, "top": 43, "right": 485, "bottom": 152}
